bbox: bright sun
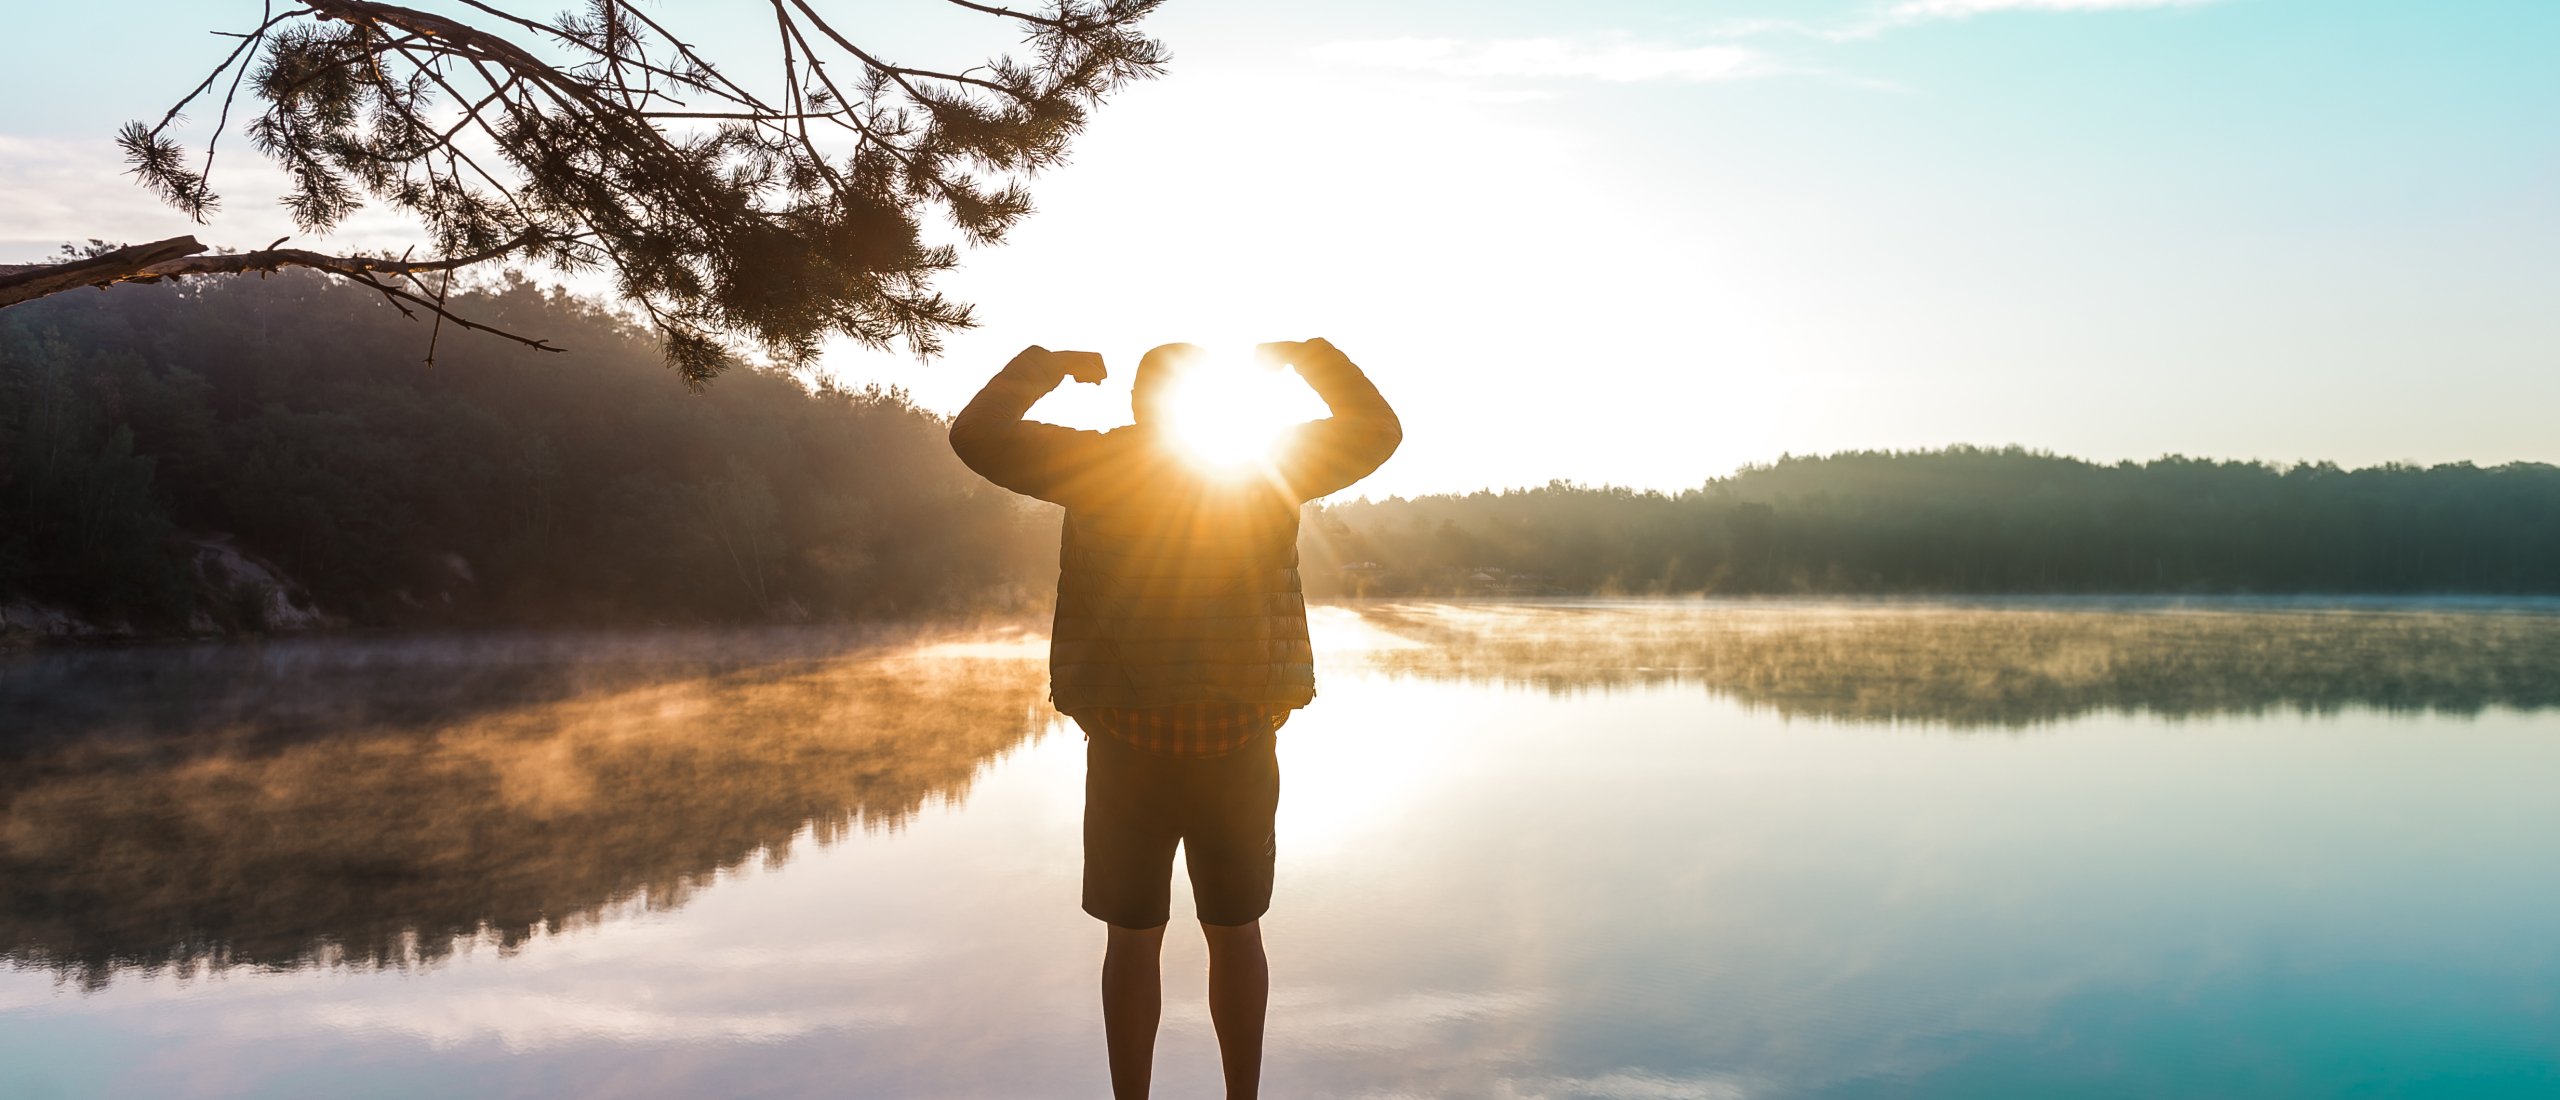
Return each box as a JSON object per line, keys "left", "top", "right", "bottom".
{"left": 1160, "top": 353, "right": 1310, "bottom": 471}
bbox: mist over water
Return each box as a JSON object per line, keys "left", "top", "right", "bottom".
{"left": 1350, "top": 597, "right": 2560, "bottom": 723}
{"left": 5, "top": 600, "right": 2558, "bottom": 1098}
{"left": 0, "top": 626, "right": 1058, "bottom": 984}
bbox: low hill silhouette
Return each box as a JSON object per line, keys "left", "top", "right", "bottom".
{"left": 1307, "top": 450, "right": 2560, "bottom": 596}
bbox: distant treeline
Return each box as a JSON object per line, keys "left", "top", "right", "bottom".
{"left": 9, "top": 273, "right": 2556, "bottom": 634}
{"left": 1305, "top": 450, "right": 2560, "bottom": 596}
{"left": 0, "top": 271, "right": 1049, "bottom": 632}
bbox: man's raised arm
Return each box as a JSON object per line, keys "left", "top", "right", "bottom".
{"left": 949, "top": 346, "right": 1109, "bottom": 504}
{"left": 1265, "top": 338, "right": 1403, "bottom": 502}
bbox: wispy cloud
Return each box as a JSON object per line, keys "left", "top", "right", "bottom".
{"left": 0, "top": 132, "right": 421, "bottom": 263}
{"left": 1709, "top": 0, "right": 2225, "bottom": 42}
{"left": 1314, "top": 0, "right": 2223, "bottom": 90}
{"left": 1313, "top": 36, "right": 1770, "bottom": 83}
{"left": 1887, "top": 0, "right": 2220, "bottom": 20}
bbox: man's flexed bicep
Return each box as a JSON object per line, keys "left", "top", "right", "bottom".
{"left": 1262, "top": 338, "right": 1402, "bottom": 502}
{"left": 949, "top": 346, "right": 1111, "bottom": 504}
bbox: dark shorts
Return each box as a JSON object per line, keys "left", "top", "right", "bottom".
{"left": 1079, "top": 726, "right": 1281, "bottom": 929}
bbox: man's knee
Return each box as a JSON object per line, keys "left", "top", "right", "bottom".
{"left": 1106, "top": 921, "right": 1168, "bottom": 956}
{"left": 1199, "top": 918, "right": 1262, "bottom": 956}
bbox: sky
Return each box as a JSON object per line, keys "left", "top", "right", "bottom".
{"left": 2, "top": 0, "right": 2555, "bottom": 496}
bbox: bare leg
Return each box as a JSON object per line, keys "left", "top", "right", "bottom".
{"left": 1102, "top": 922, "right": 1167, "bottom": 1100}
{"left": 1201, "top": 919, "right": 1268, "bottom": 1100}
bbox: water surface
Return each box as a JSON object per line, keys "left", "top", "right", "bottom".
{"left": 5, "top": 600, "right": 2558, "bottom": 1098}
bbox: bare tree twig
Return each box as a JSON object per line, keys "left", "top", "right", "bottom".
{"left": 937, "top": 0, "right": 1068, "bottom": 29}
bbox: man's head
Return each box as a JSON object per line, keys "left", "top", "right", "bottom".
{"left": 1131, "top": 342, "right": 1205, "bottom": 427}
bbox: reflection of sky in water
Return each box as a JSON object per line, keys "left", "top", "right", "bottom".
{"left": 4, "top": 603, "right": 2559, "bottom": 1098}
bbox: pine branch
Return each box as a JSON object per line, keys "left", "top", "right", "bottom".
{"left": 0, "top": 234, "right": 564, "bottom": 355}
{"left": 31, "top": 0, "right": 1167, "bottom": 381}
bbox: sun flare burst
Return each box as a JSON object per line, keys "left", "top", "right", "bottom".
{"left": 1160, "top": 352, "right": 1309, "bottom": 471}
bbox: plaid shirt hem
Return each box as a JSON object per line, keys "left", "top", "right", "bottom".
{"left": 1076, "top": 703, "right": 1288, "bottom": 758}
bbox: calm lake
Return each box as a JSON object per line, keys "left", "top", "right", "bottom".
{"left": 5, "top": 599, "right": 2559, "bottom": 1099}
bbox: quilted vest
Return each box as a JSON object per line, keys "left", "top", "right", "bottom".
{"left": 1048, "top": 457, "right": 1315, "bottom": 713}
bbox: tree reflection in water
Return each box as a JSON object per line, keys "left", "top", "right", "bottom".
{"left": 0, "top": 629, "right": 1055, "bottom": 988}
{"left": 9, "top": 601, "right": 2555, "bottom": 995}
{"left": 1348, "top": 600, "right": 2560, "bottom": 726}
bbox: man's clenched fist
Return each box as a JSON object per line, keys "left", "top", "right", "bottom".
{"left": 1009, "top": 345, "right": 1107, "bottom": 385}
{"left": 1253, "top": 338, "right": 1351, "bottom": 374}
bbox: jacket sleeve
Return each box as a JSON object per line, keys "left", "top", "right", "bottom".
{"left": 948, "top": 359, "right": 1108, "bottom": 506}
{"left": 1271, "top": 346, "right": 1402, "bottom": 502}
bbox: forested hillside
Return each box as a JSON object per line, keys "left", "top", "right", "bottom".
{"left": 8, "top": 273, "right": 2554, "bottom": 638}
{"left": 1306, "top": 450, "right": 2560, "bottom": 596}
{"left": 0, "top": 272, "right": 1050, "bottom": 632}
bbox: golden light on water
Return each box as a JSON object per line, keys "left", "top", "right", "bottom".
{"left": 1159, "top": 350, "right": 1307, "bottom": 471}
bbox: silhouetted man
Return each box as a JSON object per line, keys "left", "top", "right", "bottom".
{"left": 950, "top": 339, "right": 1399, "bottom": 1100}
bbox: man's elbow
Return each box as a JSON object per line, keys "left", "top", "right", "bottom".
{"left": 1370, "top": 409, "right": 1404, "bottom": 463}
{"left": 947, "top": 420, "right": 1002, "bottom": 481}
{"left": 948, "top": 415, "right": 990, "bottom": 460}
